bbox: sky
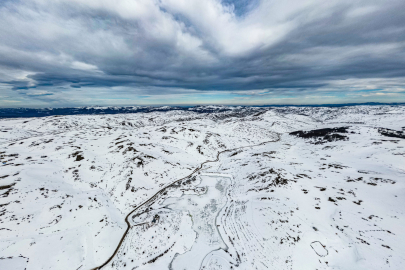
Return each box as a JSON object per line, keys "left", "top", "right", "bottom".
{"left": 0, "top": 0, "right": 405, "bottom": 107}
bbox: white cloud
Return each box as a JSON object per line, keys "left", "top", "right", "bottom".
{"left": 25, "top": 91, "right": 53, "bottom": 96}
{"left": 0, "top": 0, "right": 404, "bottom": 106}
{"left": 71, "top": 61, "right": 99, "bottom": 71}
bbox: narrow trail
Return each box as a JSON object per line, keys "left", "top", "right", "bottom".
{"left": 92, "top": 133, "right": 281, "bottom": 270}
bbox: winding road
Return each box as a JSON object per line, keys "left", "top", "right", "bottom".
{"left": 92, "top": 132, "right": 281, "bottom": 270}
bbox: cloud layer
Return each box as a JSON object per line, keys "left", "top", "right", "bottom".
{"left": 0, "top": 0, "right": 405, "bottom": 106}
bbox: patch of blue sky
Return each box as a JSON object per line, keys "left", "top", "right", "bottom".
{"left": 221, "top": 0, "right": 260, "bottom": 17}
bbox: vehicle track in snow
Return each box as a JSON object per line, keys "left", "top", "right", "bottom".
{"left": 93, "top": 132, "right": 281, "bottom": 270}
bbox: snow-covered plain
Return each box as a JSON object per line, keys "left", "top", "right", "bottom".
{"left": 0, "top": 105, "right": 404, "bottom": 270}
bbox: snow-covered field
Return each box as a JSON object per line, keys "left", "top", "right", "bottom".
{"left": 0, "top": 105, "right": 404, "bottom": 270}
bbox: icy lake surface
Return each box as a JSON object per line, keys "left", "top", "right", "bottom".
{"left": 0, "top": 105, "right": 404, "bottom": 269}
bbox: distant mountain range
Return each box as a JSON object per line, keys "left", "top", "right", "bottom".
{"left": 1, "top": 102, "right": 404, "bottom": 119}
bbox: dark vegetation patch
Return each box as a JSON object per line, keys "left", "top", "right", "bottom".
{"left": 161, "top": 136, "right": 176, "bottom": 140}
{"left": 123, "top": 147, "right": 138, "bottom": 155}
{"left": 196, "top": 145, "right": 204, "bottom": 155}
{"left": 325, "top": 163, "right": 347, "bottom": 169}
{"left": 378, "top": 128, "right": 405, "bottom": 139}
{"left": 290, "top": 127, "right": 349, "bottom": 144}
{"left": 295, "top": 174, "right": 311, "bottom": 179}
{"left": 346, "top": 176, "right": 395, "bottom": 185}
{"left": 353, "top": 200, "right": 363, "bottom": 205}
{"left": 253, "top": 151, "right": 277, "bottom": 158}
{"left": 126, "top": 178, "right": 132, "bottom": 190}
{"left": 253, "top": 111, "right": 266, "bottom": 117}
{"left": 357, "top": 237, "right": 370, "bottom": 245}
{"left": 247, "top": 168, "right": 289, "bottom": 192}
{"left": 371, "top": 177, "right": 396, "bottom": 184}
{"left": 357, "top": 170, "right": 379, "bottom": 174}
{"left": 133, "top": 157, "right": 144, "bottom": 167}
{"left": 50, "top": 205, "right": 62, "bottom": 210}
{"left": 0, "top": 183, "right": 15, "bottom": 198}
{"left": 70, "top": 151, "right": 84, "bottom": 161}
{"left": 0, "top": 183, "right": 15, "bottom": 190}
{"left": 347, "top": 177, "right": 363, "bottom": 182}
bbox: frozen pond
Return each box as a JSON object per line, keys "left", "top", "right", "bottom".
{"left": 164, "top": 174, "right": 231, "bottom": 270}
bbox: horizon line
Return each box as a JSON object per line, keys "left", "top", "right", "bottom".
{"left": 1, "top": 101, "right": 405, "bottom": 110}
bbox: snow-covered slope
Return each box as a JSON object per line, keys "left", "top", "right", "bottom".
{"left": 0, "top": 106, "right": 404, "bottom": 270}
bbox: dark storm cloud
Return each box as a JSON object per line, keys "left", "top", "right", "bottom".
{"left": 0, "top": 0, "right": 404, "bottom": 104}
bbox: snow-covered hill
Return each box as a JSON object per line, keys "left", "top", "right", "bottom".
{"left": 0, "top": 106, "right": 404, "bottom": 270}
